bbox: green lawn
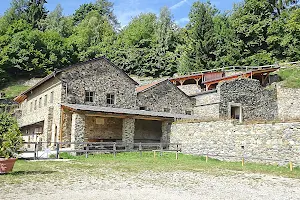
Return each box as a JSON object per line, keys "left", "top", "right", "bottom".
{"left": 0, "top": 84, "right": 30, "bottom": 99}
{"left": 277, "top": 67, "right": 300, "bottom": 88}
{"left": 1, "top": 152, "right": 299, "bottom": 184}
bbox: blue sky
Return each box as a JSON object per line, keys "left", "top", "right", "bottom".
{"left": 0, "top": 0, "right": 242, "bottom": 27}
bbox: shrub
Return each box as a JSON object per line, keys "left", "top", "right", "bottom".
{"left": 0, "top": 113, "right": 23, "bottom": 158}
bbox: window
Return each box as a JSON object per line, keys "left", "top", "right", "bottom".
{"left": 30, "top": 102, "right": 33, "bottom": 112}
{"left": 106, "top": 93, "right": 115, "bottom": 105}
{"left": 34, "top": 100, "right": 37, "bottom": 110}
{"left": 44, "top": 95, "right": 47, "bottom": 106}
{"left": 85, "top": 91, "right": 95, "bottom": 102}
{"left": 39, "top": 97, "right": 42, "bottom": 108}
{"left": 140, "top": 107, "right": 146, "bottom": 110}
{"left": 50, "top": 91, "right": 54, "bottom": 103}
{"left": 185, "top": 110, "right": 192, "bottom": 115}
{"left": 164, "top": 108, "right": 170, "bottom": 112}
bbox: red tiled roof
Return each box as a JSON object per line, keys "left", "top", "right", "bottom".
{"left": 136, "top": 80, "right": 165, "bottom": 93}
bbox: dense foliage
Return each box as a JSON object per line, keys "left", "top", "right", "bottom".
{"left": 1, "top": 0, "right": 300, "bottom": 87}
{"left": 0, "top": 113, "right": 23, "bottom": 158}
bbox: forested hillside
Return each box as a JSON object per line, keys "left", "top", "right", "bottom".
{"left": 0, "top": 0, "right": 300, "bottom": 88}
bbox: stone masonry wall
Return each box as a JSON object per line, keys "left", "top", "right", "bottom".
{"left": 177, "top": 84, "right": 202, "bottom": 96}
{"left": 61, "top": 59, "right": 138, "bottom": 109}
{"left": 219, "top": 79, "right": 277, "bottom": 121}
{"left": 137, "top": 80, "right": 194, "bottom": 114}
{"left": 277, "top": 83, "right": 300, "bottom": 121}
{"left": 122, "top": 118, "right": 135, "bottom": 149}
{"left": 85, "top": 117, "right": 123, "bottom": 141}
{"left": 193, "top": 91, "right": 220, "bottom": 120}
{"left": 71, "top": 113, "right": 85, "bottom": 150}
{"left": 134, "top": 120, "right": 162, "bottom": 142}
{"left": 171, "top": 121, "right": 300, "bottom": 165}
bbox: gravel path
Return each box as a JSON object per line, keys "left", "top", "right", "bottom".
{"left": 2, "top": 170, "right": 300, "bottom": 200}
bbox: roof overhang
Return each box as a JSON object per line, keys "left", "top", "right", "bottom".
{"left": 61, "top": 104, "right": 197, "bottom": 121}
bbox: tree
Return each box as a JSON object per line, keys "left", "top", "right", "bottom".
{"left": 38, "top": 4, "right": 73, "bottom": 37}
{"left": 150, "top": 7, "right": 179, "bottom": 76}
{"left": 68, "top": 10, "right": 116, "bottom": 61}
{"left": 73, "top": 0, "right": 119, "bottom": 30}
{"left": 179, "top": 1, "right": 217, "bottom": 74}
{"left": 25, "top": 0, "right": 48, "bottom": 28}
{"left": 213, "top": 14, "right": 242, "bottom": 67}
{"left": 231, "top": 0, "right": 274, "bottom": 65}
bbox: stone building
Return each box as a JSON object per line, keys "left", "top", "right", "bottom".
{"left": 14, "top": 57, "right": 194, "bottom": 149}
{"left": 191, "top": 78, "right": 278, "bottom": 122}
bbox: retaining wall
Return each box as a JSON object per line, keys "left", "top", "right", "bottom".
{"left": 171, "top": 121, "right": 300, "bottom": 165}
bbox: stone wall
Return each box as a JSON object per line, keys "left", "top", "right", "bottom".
{"left": 171, "top": 121, "right": 300, "bottom": 165}
{"left": 137, "top": 80, "right": 194, "bottom": 114}
{"left": 85, "top": 117, "right": 123, "bottom": 141}
{"left": 134, "top": 120, "right": 162, "bottom": 142}
{"left": 177, "top": 84, "right": 202, "bottom": 96}
{"left": 192, "top": 90, "right": 220, "bottom": 120}
{"left": 219, "top": 79, "right": 277, "bottom": 121}
{"left": 122, "top": 118, "right": 135, "bottom": 149}
{"left": 71, "top": 113, "right": 85, "bottom": 150}
{"left": 61, "top": 59, "right": 138, "bottom": 109}
{"left": 277, "top": 83, "right": 300, "bottom": 121}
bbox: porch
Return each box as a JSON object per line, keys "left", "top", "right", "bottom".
{"left": 60, "top": 104, "right": 193, "bottom": 150}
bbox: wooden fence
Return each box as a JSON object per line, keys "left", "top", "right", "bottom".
{"left": 20, "top": 142, "right": 182, "bottom": 160}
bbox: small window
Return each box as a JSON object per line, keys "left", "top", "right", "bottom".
{"left": 140, "top": 107, "right": 146, "bottom": 110}
{"left": 106, "top": 93, "right": 115, "bottom": 105}
{"left": 185, "top": 110, "right": 192, "bottom": 115}
{"left": 50, "top": 91, "right": 54, "bottom": 103}
{"left": 164, "top": 108, "right": 170, "bottom": 112}
{"left": 44, "top": 95, "right": 47, "bottom": 106}
{"left": 39, "top": 97, "right": 42, "bottom": 108}
{"left": 34, "top": 100, "right": 37, "bottom": 110}
{"left": 30, "top": 102, "right": 33, "bottom": 112}
{"left": 85, "top": 91, "right": 95, "bottom": 102}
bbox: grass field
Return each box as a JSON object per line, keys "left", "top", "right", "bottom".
{"left": 277, "top": 67, "right": 300, "bottom": 88}
{"left": 1, "top": 152, "right": 299, "bottom": 184}
{"left": 0, "top": 84, "right": 30, "bottom": 99}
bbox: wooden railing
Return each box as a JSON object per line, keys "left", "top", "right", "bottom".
{"left": 20, "top": 142, "right": 182, "bottom": 160}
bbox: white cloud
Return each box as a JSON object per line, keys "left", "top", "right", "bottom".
{"left": 175, "top": 17, "right": 189, "bottom": 26}
{"left": 114, "top": 0, "right": 158, "bottom": 28}
{"left": 170, "top": 0, "right": 189, "bottom": 10}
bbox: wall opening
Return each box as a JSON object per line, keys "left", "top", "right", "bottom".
{"left": 230, "top": 105, "right": 242, "bottom": 122}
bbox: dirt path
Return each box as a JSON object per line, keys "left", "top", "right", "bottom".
{"left": 2, "top": 170, "right": 300, "bottom": 200}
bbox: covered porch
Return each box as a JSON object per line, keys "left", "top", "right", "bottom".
{"left": 60, "top": 104, "right": 192, "bottom": 150}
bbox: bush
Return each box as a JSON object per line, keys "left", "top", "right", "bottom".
{"left": 0, "top": 113, "right": 23, "bottom": 158}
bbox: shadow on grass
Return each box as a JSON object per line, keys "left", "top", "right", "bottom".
{"left": 1, "top": 170, "right": 56, "bottom": 176}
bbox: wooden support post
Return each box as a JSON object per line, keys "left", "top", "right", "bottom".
{"left": 56, "top": 142, "right": 60, "bottom": 159}
{"left": 289, "top": 161, "right": 293, "bottom": 172}
{"left": 139, "top": 142, "right": 142, "bottom": 157}
{"left": 85, "top": 144, "right": 89, "bottom": 158}
{"left": 113, "top": 142, "right": 116, "bottom": 158}
{"left": 176, "top": 144, "right": 179, "bottom": 160}
{"left": 34, "top": 142, "right": 37, "bottom": 160}
{"left": 206, "top": 155, "right": 208, "bottom": 163}
{"left": 153, "top": 150, "right": 156, "bottom": 158}
{"left": 242, "top": 157, "right": 245, "bottom": 167}
{"left": 160, "top": 143, "right": 163, "bottom": 157}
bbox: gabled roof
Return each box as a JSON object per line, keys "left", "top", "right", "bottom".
{"left": 14, "top": 57, "right": 138, "bottom": 103}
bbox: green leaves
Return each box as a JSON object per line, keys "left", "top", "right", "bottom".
{"left": 0, "top": 113, "right": 23, "bottom": 158}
